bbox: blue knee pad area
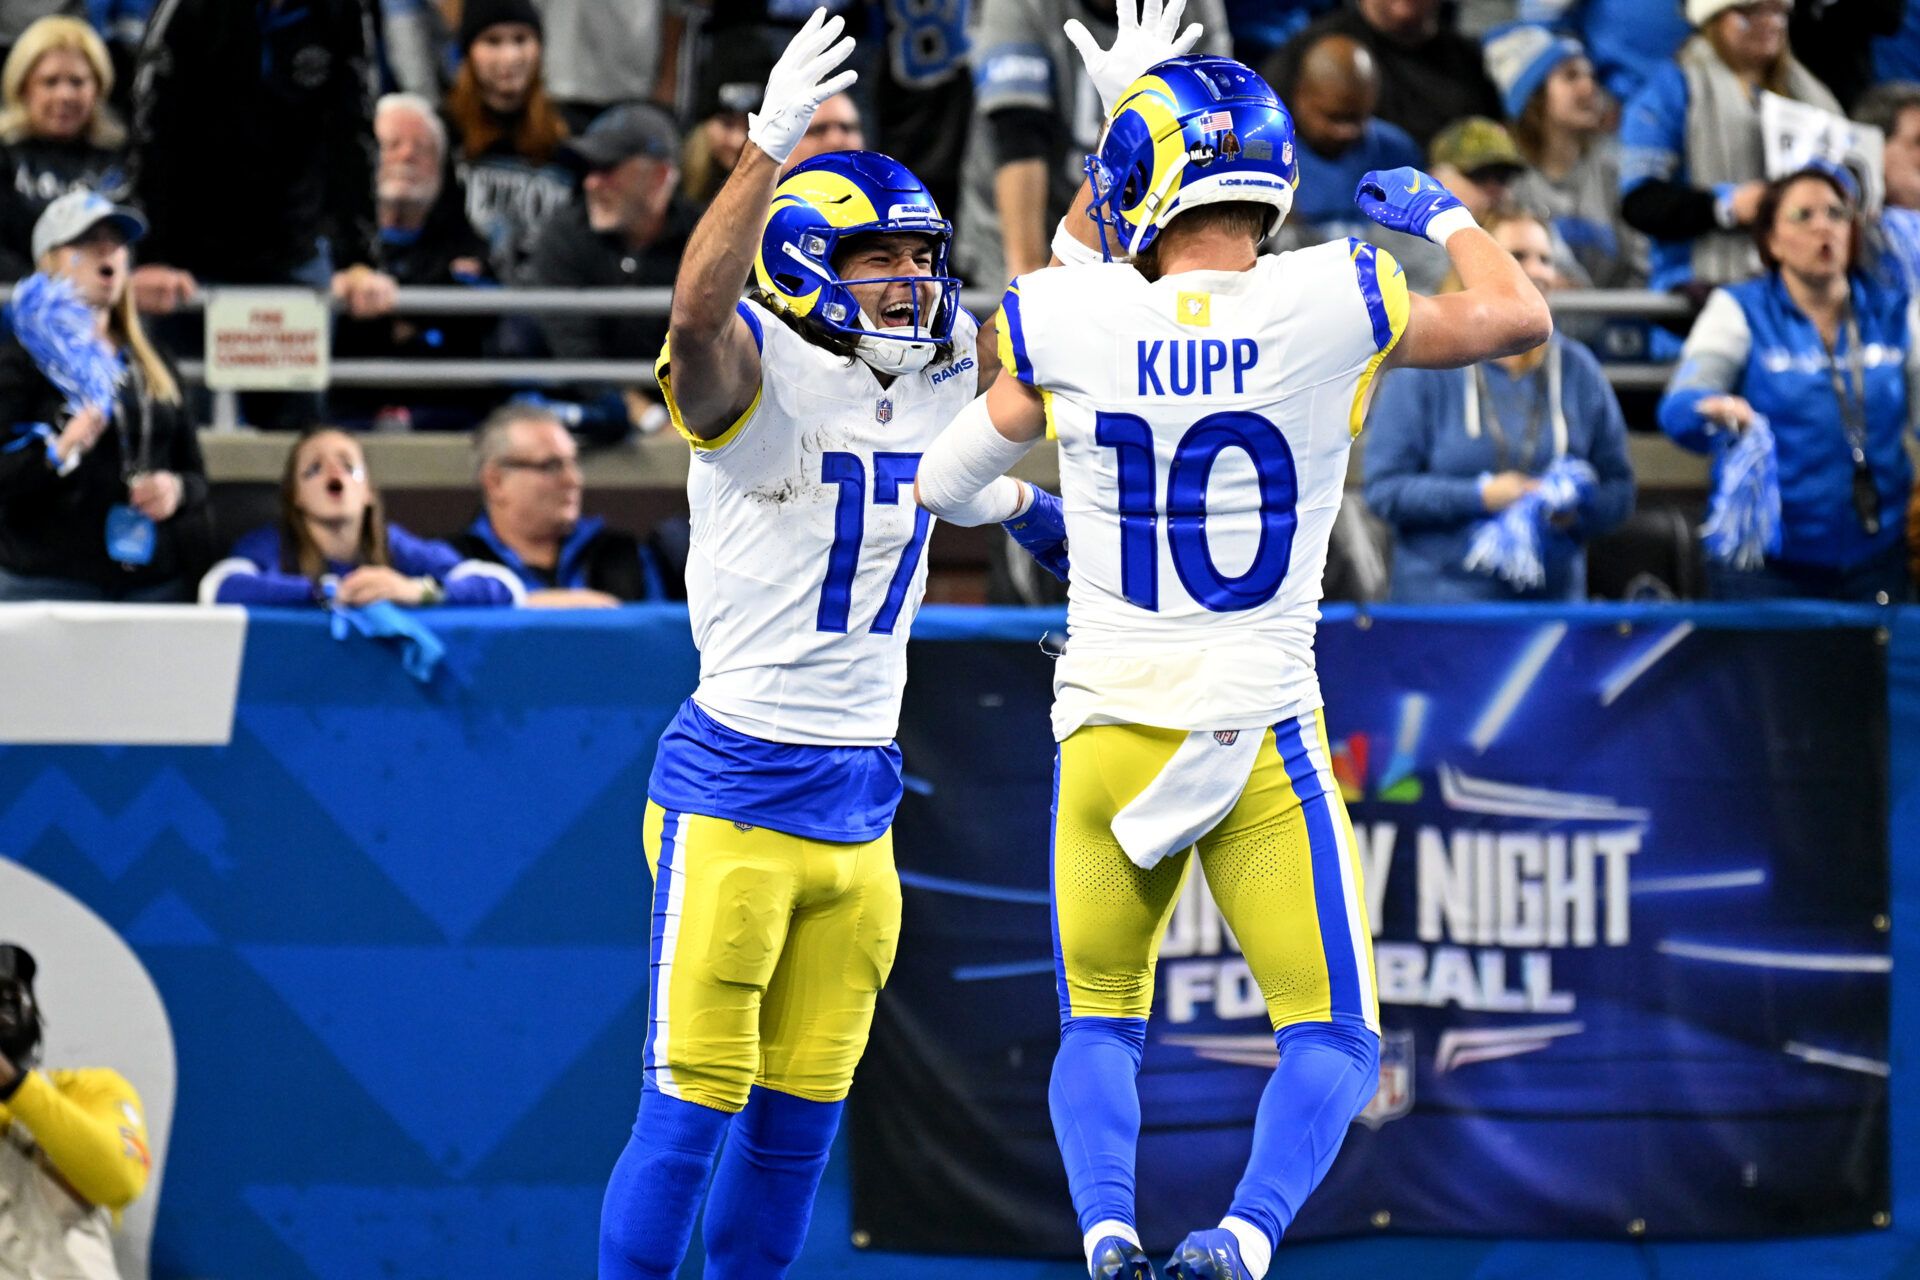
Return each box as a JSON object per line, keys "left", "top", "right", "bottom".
{"left": 599, "top": 1086, "right": 731, "bottom": 1280}
{"left": 1050, "top": 1016, "right": 1149, "bottom": 1236}
{"left": 1227, "top": 1022, "right": 1381, "bottom": 1248}
{"left": 704, "top": 1089, "right": 846, "bottom": 1280}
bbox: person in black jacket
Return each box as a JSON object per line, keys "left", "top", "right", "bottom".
{"left": 0, "top": 17, "right": 128, "bottom": 281}
{"left": 331, "top": 91, "right": 497, "bottom": 432}
{"left": 450, "top": 402, "right": 678, "bottom": 605}
{"left": 519, "top": 101, "right": 688, "bottom": 441}
{"left": 0, "top": 190, "right": 206, "bottom": 602}
{"left": 125, "top": 0, "right": 396, "bottom": 322}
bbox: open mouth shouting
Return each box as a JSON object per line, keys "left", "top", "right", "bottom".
{"left": 879, "top": 298, "right": 919, "bottom": 328}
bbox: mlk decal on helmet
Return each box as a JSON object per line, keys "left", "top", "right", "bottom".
{"left": 753, "top": 150, "right": 962, "bottom": 375}
{"left": 1086, "top": 54, "right": 1300, "bottom": 260}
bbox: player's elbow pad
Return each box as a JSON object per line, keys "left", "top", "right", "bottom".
{"left": 917, "top": 394, "right": 1036, "bottom": 526}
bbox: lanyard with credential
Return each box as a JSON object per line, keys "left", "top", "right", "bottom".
{"left": 1471, "top": 362, "right": 1548, "bottom": 473}
{"left": 110, "top": 362, "right": 151, "bottom": 481}
{"left": 1817, "top": 309, "right": 1881, "bottom": 536}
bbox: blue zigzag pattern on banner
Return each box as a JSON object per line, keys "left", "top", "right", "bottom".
{"left": 125, "top": 890, "right": 220, "bottom": 945}
{"left": 240, "top": 707, "right": 650, "bottom": 942}
{"left": 242, "top": 1184, "right": 605, "bottom": 1280}
{"left": 239, "top": 945, "right": 648, "bottom": 1176}
{"left": 0, "top": 767, "right": 230, "bottom": 881}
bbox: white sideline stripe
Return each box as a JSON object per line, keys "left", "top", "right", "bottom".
{"left": 1468, "top": 623, "right": 1569, "bottom": 753}
{"left": 652, "top": 816, "right": 689, "bottom": 1097}
{"left": 1657, "top": 940, "right": 1891, "bottom": 973}
{"left": 1598, "top": 623, "right": 1694, "bottom": 707}
{"left": 1784, "top": 1041, "right": 1890, "bottom": 1077}
{"left": 0, "top": 603, "right": 246, "bottom": 744}
{"left": 1302, "top": 714, "right": 1379, "bottom": 1031}
{"left": 1632, "top": 870, "right": 1767, "bottom": 894}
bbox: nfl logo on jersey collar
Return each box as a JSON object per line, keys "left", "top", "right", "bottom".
{"left": 875, "top": 397, "right": 893, "bottom": 423}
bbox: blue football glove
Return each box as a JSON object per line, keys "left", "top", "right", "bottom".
{"left": 1003, "top": 487, "right": 1070, "bottom": 582}
{"left": 1355, "top": 167, "right": 1475, "bottom": 245}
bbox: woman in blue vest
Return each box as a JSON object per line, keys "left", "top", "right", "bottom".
{"left": 1364, "top": 208, "right": 1637, "bottom": 602}
{"left": 1659, "top": 165, "right": 1917, "bottom": 602}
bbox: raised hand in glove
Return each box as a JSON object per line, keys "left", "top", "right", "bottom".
{"left": 1355, "top": 167, "right": 1477, "bottom": 246}
{"left": 1064, "top": 0, "right": 1204, "bottom": 118}
{"left": 1004, "top": 487, "right": 1070, "bottom": 582}
{"left": 747, "top": 8, "right": 859, "bottom": 165}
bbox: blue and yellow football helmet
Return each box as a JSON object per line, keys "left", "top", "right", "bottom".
{"left": 753, "top": 151, "right": 961, "bottom": 372}
{"left": 1086, "top": 55, "right": 1299, "bottom": 260}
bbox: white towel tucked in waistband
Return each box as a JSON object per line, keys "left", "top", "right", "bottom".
{"left": 1110, "top": 727, "right": 1266, "bottom": 870}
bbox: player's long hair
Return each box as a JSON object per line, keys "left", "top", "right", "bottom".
{"left": 445, "top": 51, "right": 567, "bottom": 164}
{"left": 1131, "top": 202, "right": 1271, "bottom": 281}
{"left": 278, "top": 427, "right": 392, "bottom": 583}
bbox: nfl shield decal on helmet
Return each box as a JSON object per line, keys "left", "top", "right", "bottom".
{"left": 1356, "top": 1028, "right": 1414, "bottom": 1129}
{"left": 875, "top": 397, "right": 893, "bottom": 423}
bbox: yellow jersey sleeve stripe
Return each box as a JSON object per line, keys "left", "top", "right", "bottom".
{"left": 1347, "top": 244, "right": 1411, "bottom": 440}
{"left": 995, "top": 281, "right": 1037, "bottom": 385}
{"left": 659, "top": 302, "right": 766, "bottom": 453}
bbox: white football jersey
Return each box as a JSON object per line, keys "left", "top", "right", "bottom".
{"left": 996, "top": 240, "right": 1409, "bottom": 740}
{"left": 658, "top": 300, "right": 982, "bottom": 746}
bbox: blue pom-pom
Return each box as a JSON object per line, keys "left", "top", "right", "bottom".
{"left": 1700, "top": 416, "right": 1780, "bottom": 570}
{"left": 9, "top": 272, "right": 122, "bottom": 418}
{"left": 1463, "top": 458, "right": 1597, "bottom": 590}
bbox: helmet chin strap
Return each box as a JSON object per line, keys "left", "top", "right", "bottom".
{"left": 853, "top": 304, "right": 937, "bottom": 374}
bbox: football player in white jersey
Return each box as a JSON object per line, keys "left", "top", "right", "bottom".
{"left": 595, "top": 11, "right": 1063, "bottom": 1278}
{"left": 915, "top": 49, "right": 1551, "bottom": 1280}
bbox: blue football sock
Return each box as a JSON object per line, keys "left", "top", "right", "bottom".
{"left": 599, "top": 1085, "right": 731, "bottom": 1280}
{"left": 702, "top": 1087, "right": 844, "bottom": 1279}
{"left": 1224, "top": 1021, "right": 1380, "bottom": 1253}
{"left": 1049, "top": 1015, "right": 1148, "bottom": 1240}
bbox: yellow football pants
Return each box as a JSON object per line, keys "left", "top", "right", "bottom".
{"left": 641, "top": 802, "right": 902, "bottom": 1112}
{"left": 1051, "top": 709, "right": 1379, "bottom": 1032}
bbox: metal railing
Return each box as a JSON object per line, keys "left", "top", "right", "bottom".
{"left": 152, "top": 284, "right": 1693, "bottom": 408}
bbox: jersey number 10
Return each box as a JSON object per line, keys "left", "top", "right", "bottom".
{"left": 817, "top": 451, "right": 932, "bottom": 635}
{"left": 1096, "top": 409, "right": 1300, "bottom": 613}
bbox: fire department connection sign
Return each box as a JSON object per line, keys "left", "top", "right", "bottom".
{"left": 203, "top": 289, "right": 330, "bottom": 391}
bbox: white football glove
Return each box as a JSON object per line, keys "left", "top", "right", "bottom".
{"left": 1064, "top": 0, "right": 1205, "bottom": 119}
{"left": 747, "top": 8, "right": 859, "bottom": 165}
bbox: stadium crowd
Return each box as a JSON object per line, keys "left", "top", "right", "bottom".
{"left": 0, "top": 0, "right": 1915, "bottom": 605}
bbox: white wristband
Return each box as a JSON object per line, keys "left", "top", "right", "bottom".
{"left": 1425, "top": 205, "right": 1478, "bottom": 247}
{"left": 1052, "top": 219, "right": 1105, "bottom": 266}
{"left": 917, "top": 393, "right": 1037, "bottom": 526}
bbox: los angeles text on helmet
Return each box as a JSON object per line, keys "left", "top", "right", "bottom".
{"left": 1162, "top": 822, "right": 1642, "bottom": 1021}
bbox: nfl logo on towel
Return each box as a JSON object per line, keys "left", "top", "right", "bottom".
{"left": 1212, "top": 730, "right": 1239, "bottom": 746}
{"left": 1356, "top": 1028, "right": 1414, "bottom": 1129}
{"left": 875, "top": 397, "right": 893, "bottom": 424}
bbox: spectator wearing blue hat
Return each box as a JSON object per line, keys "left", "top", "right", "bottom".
{"left": 1516, "top": 0, "right": 1690, "bottom": 105}
{"left": 1619, "top": 0, "right": 1842, "bottom": 356}
{"left": 1488, "top": 23, "right": 1647, "bottom": 290}
{"left": 1658, "top": 166, "right": 1917, "bottom": 602}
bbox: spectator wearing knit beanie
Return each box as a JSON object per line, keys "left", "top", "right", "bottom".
{"left": 445, "top": 0, "right": 573, "bottom": 279}
{"left": 1487, "top": 23, "right": 1648, "bottom": 289}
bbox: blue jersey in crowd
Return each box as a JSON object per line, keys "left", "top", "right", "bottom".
{"left": 1292, "top": 122, "right": 1423, "bottom": 231}
{"left": 1659, "top": 272, "right": 1918, "bottom": 570}
{"left": 1363, "top": 334, "right": 1637, "bottom": 602}
{"left": 204, "top": 523, "right": 522, "bottom": 606}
